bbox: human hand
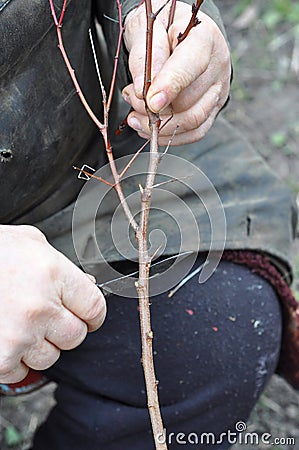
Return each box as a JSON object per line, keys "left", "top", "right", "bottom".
{"left": 0, "top": 225, "right": 106, "bottom": 383}
{"left": 122, "top": 1, "right": 231, "bottom": 146}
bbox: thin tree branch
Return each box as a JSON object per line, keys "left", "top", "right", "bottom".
{"left": 166, "top": 0, "right": 177, "bottom": 31}
{"left": 135, "top": 0, "right": 168, "bottom": 447}
{"left": 107, "top": 0, "right": 125, "bottom": 111}
{"left": 48, "top": 0, "right": 138, "bottom": 232}
{"left": 49, "top": 0, "right": 105, "bottom": 130}
{"left": 177, "top": 0, "right": 203, "bottom": 44}
{"left": 119, "top": 139, "right": 150, "bottom": 179}
{"left": 58, "top": 0, "right": 68, "bottom": 27}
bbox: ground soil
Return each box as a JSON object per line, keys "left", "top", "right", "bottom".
{"left": 221, "top": 1, "right": 299, "bottom": 448}
{"left": 0, "top": 1, "right": 299, "bottom": 449}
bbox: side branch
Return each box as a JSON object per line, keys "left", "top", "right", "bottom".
{"left": 177, "top": 0, "right": 203, "bottom": 44}
{"left": 48, "top": 0, "right": 138, "bottom": 232}
{"left": 107, "top": 0, "right": 125, "bottom": 111}
{"left": 49, "top": 0, "right": 104, "bottom": 130}
{"left": 166, "top": 0, "right": 177, "bottom": 31}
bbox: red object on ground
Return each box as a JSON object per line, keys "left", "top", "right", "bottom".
{"left": 0, "top": 369, "right": 48, "bottom": 396}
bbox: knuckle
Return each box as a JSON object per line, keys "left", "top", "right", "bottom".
{"left": 169, "top": 68, "right": 194, "bottom": 96}
{"left": 82, "top": 290, "right": 106, "bottom": 324}
{"left": 0, "top": 353, "right": 18, "bottom": 377}
{"left": 188, "top": 106, "right": 207, "bottom": 131}
{"left": 19, "top": 225, "right": 46, "bottom": 241}
{"left": 0, "top": 362, "right": 13, "bottom": 377}
{"left": 195, "top": 116, "right": 214, "bottom": 140}
{"left": 219, "top": 81, "right": 230, "bottom": 107}
{"left": 45, "top": 311, "right": 87, "bottom": 350}
{"left": 198, "top": 104, "right": 209, "bottom": 123}
{"left": 214, "top": 39, "right": 231, "bottom": 74}
{"left": 222, "top": 51, "right": 231, "bottom": 71}
{"left": 0, "top": 328, "right": 35, "bottom": 364}
{"left": 38, "top": 354, "right": 60, "bottom": 370}
{"left": 0, "top": 365, "right": 28, "bottom": 384}
{"left": 213, "top": 83, "right": 223, "bottom": 101}
{"left": 24, "top": 345, "right": 60, "bottom": 371}
{"left": 62, "top": 321, "right": 87, "bottom": 350}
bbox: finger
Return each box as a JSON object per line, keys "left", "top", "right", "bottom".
{"left": 128, "top": 84, "right": 221, "bottom": 136}
{"left": 145, "top": 8, "right": 227, "bottom": 113}
{"left": 85, "top": 273, "right": 96, "bottom": 284}
{"left": 135, "top": 106, "right": 218, "bottom": 146}
{"left": 124, "top": 12, "right": 170, "bottom": 99}
{"left": 157, "top": 108, "right": 219, "bottom": 146}
{"left": 54, "top": 252, "right": 107, "bottom": 332}
{"left": 2, "top": 224, "right": 48, "bottom": 244}
{"left": 22, "top": 340, "right": 60, "bottom": 370}
{"left": 166, "top": 72, "right": 221, "bottom": 114}
{"left": 122, "top": 83, "right": 147, "bottom": 115}
{"left": 146, "top": 26, "right": 212, "bottom": 113}
{"left": 45, "top": 307, "right": 88, "bottom": 350}
{"left": 172, "top": 48, "right": 231, "bottom": 113}
{"left": 0, "top": 329, "right": 30, "bottom": 378}
{"left": 122, "top": 82, "right": 172, "bottom": 117}
{"left": 0, "top": 361, "right": 29, "bottom": 384}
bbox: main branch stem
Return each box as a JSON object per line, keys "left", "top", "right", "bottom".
{"left": 136, "top": 115, "right": 166, "bottom": 450}
{"left": 135, "top": 1, "right": 167, "bottom": 448}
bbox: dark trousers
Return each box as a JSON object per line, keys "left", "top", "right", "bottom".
{"left": 32, "top": 257, "right": 282, "bottom": 449}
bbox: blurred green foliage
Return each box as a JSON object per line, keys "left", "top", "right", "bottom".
{"left": 233, "top": 0, "right": 299, "bottom": 28}
{"left": 4, "top": 426, "right": 22, "bottom": 447}
{"left": 262, "top": 0, "right": 299, "bottom": 28}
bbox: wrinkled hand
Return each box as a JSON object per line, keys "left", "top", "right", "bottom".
{"left": 0, "top": 225, "right": 106, "bottom": 383}
{"left": 123, "top": 1, "right": 231, "bottom": 146}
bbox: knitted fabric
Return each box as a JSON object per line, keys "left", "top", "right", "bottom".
{"left": 223, "top": 250, "right": 299, "bottom": 389}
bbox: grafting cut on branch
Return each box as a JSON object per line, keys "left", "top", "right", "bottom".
{"left": 48, "top": 1, "right": 203, "bottom": 448}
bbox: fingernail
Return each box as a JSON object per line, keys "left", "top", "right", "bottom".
{"left": 149, "top": 91, "right": 167, "bottom": 112}
{"left": 128, "top": 116, "right": 142, "bottom": 131}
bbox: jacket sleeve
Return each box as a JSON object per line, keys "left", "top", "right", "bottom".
{"left": 94, "top": 0, "right": 229, "bottom": 89}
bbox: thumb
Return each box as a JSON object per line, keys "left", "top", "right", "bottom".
{"left": 124, "top": 13, "right": 170, "bottom": 100}
{"left": 146, "top": 17, "right": 213, "bottom": 113}
{"left": 55, "top": 251, "right": 106, "bottom": 332}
